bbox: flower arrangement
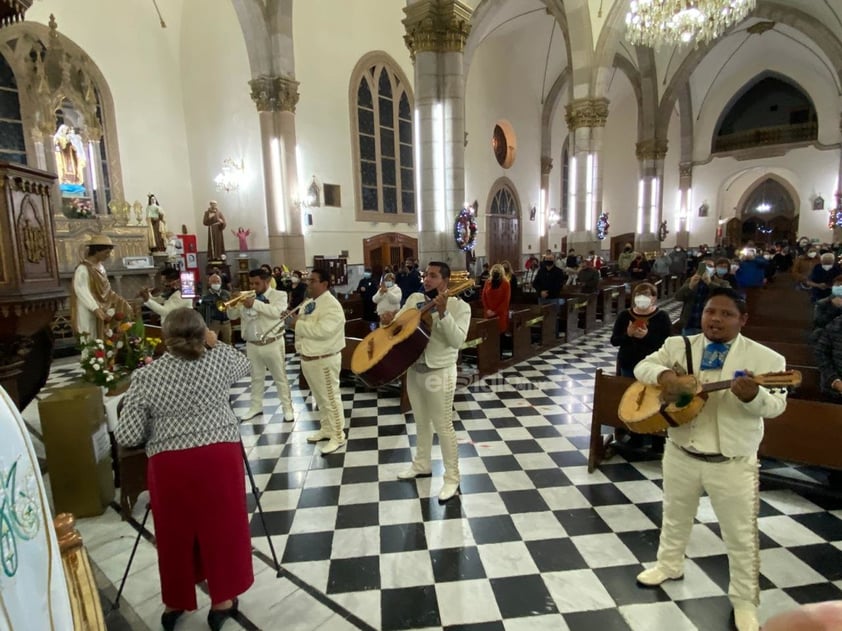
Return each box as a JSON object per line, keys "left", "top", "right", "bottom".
{"left": 78, "top": 315, "right": 157, "bottom": 390}
{"left": 63, "top": 197, "right": 94, "bottom": 219}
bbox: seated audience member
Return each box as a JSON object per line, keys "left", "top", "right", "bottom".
{"left": 735, "top": 249, "right": 767, "bottom": 288}
{"left": 628, "top": 252, "right": 651, "bottom": 280}
{"left": 577, "top": 258, "right": 601, "bottom": 293}
{"left": 714, "top": 257, "right": 739, "bottom": 290}
{"left": 481, "top": 263, "right": 511, "bottom": 335}
{"left": 792, "top": 248, "right": 818, "bottom": 284}
{"left": 675, "top": 259, "right": 730, "bottom": 335}
{"left": 373, "top": 272, "right": 402, "bottom": 318}
{"left": 116, "top": 308, "right": 252, "bottom": 631}
{"left": 806, "top": 253, "right": 842, "bottom": 303}
{"left": 763, "top": 600, "right": 842, "bottom": 631}
{"left": 610, "top": 282, "right": 671, "bottom": 377}
{"left": 814, "top": 314, "right": 842, "bottom": 399}
{"left": 812, "top": 275, "right": 842, "bottom": 342}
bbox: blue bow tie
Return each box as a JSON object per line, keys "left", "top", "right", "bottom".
{"left": 304, "top": 301, "right": 316, "bottom": 314}
{"left": 256, "top": 293, "right": 269, "bottom": 304}
{"left": 700, "top": 342, "right": 730, "bottom": 370}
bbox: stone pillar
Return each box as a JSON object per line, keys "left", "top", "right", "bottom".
{"left": 85, "top": 129, "right": 107, "bottom": 216}
{"left": 676, "top": 161, "right": 692, "bottom": 248}
{"left": 539, "top": 155, "right": 553, "bottom": 253}
{"left": 249, "top": 74, "right": 305, "bottom": 269}
{"left": 635, "top": 137, "right": 668, "bottom": 254}
{"left": 564, "top": 97, "right": 608, "bottom": 255}
{"left": 404, "top": 0, "right": 472, "bottom": 270}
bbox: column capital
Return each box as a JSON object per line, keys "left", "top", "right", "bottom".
{"left": 635, "top": 138, "right": 668, "bottom": 161}
{"left": 249, "top": 74, "right": 300, "bottom": 113}
{"left": 679, "top": 161, "right": 693, "bottom": 178}
{"left": 541, "top": 156, "right": 554, "bottom": 175}
{"left": 403, "top": 0, "right": 473, "bottom": 61}
{"left": 564, "top": 97, "right": 609, "bottom": 131}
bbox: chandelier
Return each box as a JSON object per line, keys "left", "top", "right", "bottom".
{"left": 625, "top": 0, "right": 756, "bottom": 48}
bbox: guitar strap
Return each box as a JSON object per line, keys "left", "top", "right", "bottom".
{"left": 657, "top": 336, "right": 695, "bottom": 428}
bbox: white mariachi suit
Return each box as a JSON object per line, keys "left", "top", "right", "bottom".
{"left": 295, "top": 292, "right": 346, "bottom": 442}
{"left": 635, "top": 333, "right": 786, "bottom": 612}
{"left": 230, "top": 287, "right": 294, "bottom": 417}
{"left": 399, "top": 293, "right": 471, "bottom": 486}
{"left": 143, "top": 290, "right": 193, "bottom": 325}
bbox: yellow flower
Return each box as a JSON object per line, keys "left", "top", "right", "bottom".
{"left": 118, "top": 322, "right": 132, "bottom": 333}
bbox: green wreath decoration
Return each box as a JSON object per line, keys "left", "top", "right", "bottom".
{"left": 454, "top": 208, "right": 478, "bottom": 252}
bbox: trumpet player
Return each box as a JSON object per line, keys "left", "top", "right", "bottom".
{"left": 198, "top": 273, "right": 232, "bottom": 344}
{"left": 141, "top": 269, "right": 193, "bottom": 325}
{"left": 227, "top": 269, "right": 294, "bottom": 422}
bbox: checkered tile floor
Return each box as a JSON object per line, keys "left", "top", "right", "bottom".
{"left": 30, "top": 306, "right": 842, "bottom": 631}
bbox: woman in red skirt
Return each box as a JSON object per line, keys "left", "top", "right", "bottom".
{"left": 116, "top": 308, "right": 253, "bottom": 631}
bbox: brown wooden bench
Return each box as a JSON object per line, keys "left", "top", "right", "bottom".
{"left": 596, "top": 283, "right": 625, "bottom": 326}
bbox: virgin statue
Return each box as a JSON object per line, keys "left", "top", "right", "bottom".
{"left": 203, "top": 200, "right": 227, "bottom": 262}
{"left": 53, "top": 124, "right": 87, "bottom": 191}
{"left": 145, "top": 194, "right": 167, "bottom": 252}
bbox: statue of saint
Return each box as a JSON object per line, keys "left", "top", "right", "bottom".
{"left": 145, "top": 194, "right": 167, "bottom": 252}
{"left": 53, "top": 124, "right": 87, "bottom": 188}
{"left": 203, "top": 201, "right": 227, "bottom": 261}
{"left": 232, "top": 226, "right": 251, "bottom": 251}
{"left": 70, "top": 234, "right": 135, "bottom": 340}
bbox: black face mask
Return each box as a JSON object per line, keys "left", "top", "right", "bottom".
{"left": 425, "top": 287, "right": 439, "bottom": 300}
{"left": 491, "top": 272, "right": 501, "bottom": 280}
{"left": 544, "top": 261, "right": 554, "bottom": 268}
{"left": 624, "top": 247, "right": 632, "bottom": 252}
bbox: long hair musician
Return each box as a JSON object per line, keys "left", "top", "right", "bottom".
{"left": 114, "top": 307, "right": 253, "bottom": 631}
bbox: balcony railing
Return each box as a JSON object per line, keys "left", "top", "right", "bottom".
{"left": 713, "top": 122, "right": 818, "bottom": 153}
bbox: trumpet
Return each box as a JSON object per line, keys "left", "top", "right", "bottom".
{"left": 216, "top": 291, "right": 256, "bottom": 312}
{"left": 255, "top": 303, "right": 305, "bottom": 343}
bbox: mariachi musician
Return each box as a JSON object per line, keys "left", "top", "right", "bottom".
{"left": 381, "top": 261, "right": 470, "bottom": 502}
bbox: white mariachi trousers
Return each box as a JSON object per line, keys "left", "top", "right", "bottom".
{"left": 657, "top": 440, "right": 761, "bottom": 609}
{"left": 246, "top": 339, "right": 293, "bottom": 415}
{"left": 301, "top": 353, "right": 345, "bottom": 442}
{"left": 406, "top": 363, "right": 459, "bottom": 485}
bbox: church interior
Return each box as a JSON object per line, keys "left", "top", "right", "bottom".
{"left": 1, "top": 0, "right": 842, "bottom": 630}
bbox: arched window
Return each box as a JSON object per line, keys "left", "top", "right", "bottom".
{"left": 0, "top": 53, "right": 26, "bottom": 165}
{"left": 350, "top": 53, "right": 415, "bottom": 223}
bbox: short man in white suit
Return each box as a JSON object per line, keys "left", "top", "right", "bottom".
{"left": 140, "top": 268, "right": 193, "bottom": 325}
{"left": 229, "top": 268, "right": 294, "bottom": 422}
{"left": 382, "top": 261, "right": 471, "bottom": 502}
{"left": 288, "top": 268, "right": 347, "bottom": 454}
{"left": 634, "top": 287, "right": 787, "bottom": 631}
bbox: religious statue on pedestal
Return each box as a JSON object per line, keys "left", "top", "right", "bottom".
{"left": 232, "top": 226, "right": 251, "bottom": 251}
{"left": 53, "top": 124, "right": 87, "bottom": 195}
{"left": 203, "top": 200, "right": 226, "bottom": 261}
{"left": 145, "top": 194, "right": 167, "bottom": 252}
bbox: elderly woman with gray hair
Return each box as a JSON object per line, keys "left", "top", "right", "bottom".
{"left": 116, "top": 307, "right": 252, "bottom": 631}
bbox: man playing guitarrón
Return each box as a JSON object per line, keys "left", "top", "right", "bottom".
{"left": 381, "top": 261, "right": 471, "bottom": 502}
{"left": 633, "top": 287, "right": 787, "bottom": 631}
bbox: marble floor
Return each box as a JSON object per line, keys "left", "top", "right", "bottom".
{"left": 23, "top": 310, "right": 842, "bottom": 631}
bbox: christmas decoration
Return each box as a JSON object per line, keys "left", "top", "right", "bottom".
{"left": 829, "top": 192, "right": 842, "bottom": 230}
{"left": 658, "top": 220, "right": 669, "bottom": 242}
{"left": 596, "top": 212, "right": 610, "bottom": 240}
{"left": 453, "top": 207, "right": 478, "bottom": 252}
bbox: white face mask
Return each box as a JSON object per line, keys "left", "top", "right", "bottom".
{"left": 210, "top": 283, "right": 221, "bottom": 291}
{"left": 291, "top": 278, "right": 300, "bottom": 286}
{"left": 808, "top": 252, "right": 817, "bottom": 258}
{"left": 822, "top": 264, "right": 834, "bottom": 271}
{"left": 633, "top": 295, "right": 652, "bottom": 310}
{"left": 385, "top": 281, "right": 394, "bottom": 288}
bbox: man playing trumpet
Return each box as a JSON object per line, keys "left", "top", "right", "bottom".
{"left": 227, "top": 268, "right": 294, "bottom": 422}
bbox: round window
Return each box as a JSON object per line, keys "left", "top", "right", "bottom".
{"left": 491, "top": 120, "right": 516, "bottom": 169}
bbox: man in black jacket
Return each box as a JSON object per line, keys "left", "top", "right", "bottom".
{"left": 532, "top": 254, "right": 566, "bottom": 335}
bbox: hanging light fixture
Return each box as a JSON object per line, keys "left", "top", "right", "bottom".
{"left": 625, "top": 0, "right": 756, "bottom": 48}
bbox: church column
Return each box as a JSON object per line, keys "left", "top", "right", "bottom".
{"left": 85, "top": 129, "right": 107, "bottom": 216}
{"left": 564, "top": 97, "right": 608, "bottom": 254}
{"left": 676, "top": 161, "right": 692, "bottom": 248}
{"left": 249, "top": 74, "right": 305, "bottom": 270}
{"left": 635, "top": 137, "right": 668, "bottom": 253}
{"left": 539, "top": 155, "right": 553, "bottom": 253}
{"left": 403, "top": 0, "right": 472, "bottom": 269}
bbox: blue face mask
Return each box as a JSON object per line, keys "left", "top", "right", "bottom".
{"left": 715, "top": 267, "right": 728, "bottom": 276}
{"left": 363, "top": 272, "right": 371, "bottom": 279}
{"left": 832, "top": 285, "right": 842, "bottom": 297}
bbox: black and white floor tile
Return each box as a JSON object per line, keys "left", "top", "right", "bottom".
{"left": 23, "top": 307, "right": 842, "bottom": 631}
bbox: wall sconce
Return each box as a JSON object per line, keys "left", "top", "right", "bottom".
{"left": 293, "top": 175, "right": 321, "bottom": 208}
{"left": 214, "top": 158, "right": 244, "bottom": 193}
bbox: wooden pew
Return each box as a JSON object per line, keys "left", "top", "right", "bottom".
{"left": 597, "top": 283, "right": 625, "bottom": 326}
{"left": 461, "top": 317, "right": 500, "bottom": 378}
{"left": 506, "top": 307, "right": 534, "bottom": 364}
{"left": 743, "top": 325, "right": 807, "bottom": 345}
{"left": 560, "top": 293, "right": 597, "bottom": 342}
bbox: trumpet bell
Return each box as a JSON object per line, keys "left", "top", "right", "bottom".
{"left": 216, "top": 291, "right": 256, "bottom": 312}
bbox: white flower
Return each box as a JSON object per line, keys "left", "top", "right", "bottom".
{"left": 116, "top": 341, "right": 124, "bottom": 349}
{"left": 92, "top": 364, "right": 101, "bottom": 371}
{"left": 106, "top": 351, "right": 114, "bottom": 358}
{"left": 106, "top": 308, "right": 116, "bottom": 318}
{"left": 105, "top": 329, "right": 113, "bottom": 338}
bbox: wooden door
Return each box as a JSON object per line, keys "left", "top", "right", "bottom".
{"left": 486, "top": 185, "right": 520, "bottom": 267}
{"left": 363, "top": 233, "right": 418, "bottom": 270}
{"left": 611, "top": 233, "right": 635, "bottom": 260}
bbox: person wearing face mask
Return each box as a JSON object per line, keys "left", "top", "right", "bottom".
{"left": 669, "top": 247, "right": 688, "bottom": 279}
{"left": 141, "top": 268, "right": 194, "bottom": 326}
{"left": 356, "top": 268, "right": 378, "bottom": 322}
{"left": 734, "top": 249, "right": 767, "bottom": 289}
{"left": 714, "top": 257, "right": 739, "bottom": 291}
{"left": 806, "top": 253, "right": 842, "bottom": 303}
{"left": 532, "top": 255, "right": 566, "bottom": 335}
{"left": 628, "top": 252, "right": 651, "bottom": 280}
{"left": 373, "top": 272, "right": 401, "bottom": 318}
{"left": 610, "top": 282, "right": 671, "bottom": 378}
{"left": 618, "top": 243, "right": 636, "bottom": 273}
{"left": 199, "top": 273, "right": 232, "bottom": 343}
{"left": 289, "top": 271, "right": 307, "bottom": 310}
{"left": 792, "top": 248, "right": 818, "bottom": 286}
{"left": 481, "top": 263, "right": 511, "bottom": 335}
{"left": 675, "top": 258, "right": 730, "bottom": 335}
{"left": 811, "top": 275, "right": 842, "bottom": 340}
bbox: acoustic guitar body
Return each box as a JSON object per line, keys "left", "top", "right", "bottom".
{"left": 351, "top": 308, "right": 431, "bottom": 387}
{"left": 618, "top": 381, "right": 706, "bottom": 434}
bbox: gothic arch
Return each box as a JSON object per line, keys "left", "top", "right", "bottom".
{"left": 484, "top": 176, "right": 522, "bottom": 266}
{"left": 0, "top": 20, "right": 124, "bottom": 203}
{"left": 230, "top": 0, "right": 295, "bottom": 78}
{"left": 735, "top": 173, "right": 800, "bottom": 219}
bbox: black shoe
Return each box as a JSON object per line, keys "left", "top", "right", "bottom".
{"left": 161, "top": 610, "right": 184, "bottom": 631}
{"left": 207, "top": 598, "right": 238, "bottom": 631}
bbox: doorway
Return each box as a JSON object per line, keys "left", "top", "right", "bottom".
{"left": 485, "top": 179, "right": 521, "bottom": 267}
{"left": 737, "top": 176, "right": 799, "bottom": 245}
{"left": 363, "top": 232, "right": 418, "bottom": 275}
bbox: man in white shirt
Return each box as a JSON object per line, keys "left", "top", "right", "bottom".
{"left": 140, "top": 268, "right": 193, "bottom": 325}
{"left": 229, "top": 269, "right": 294, "bottom": 422}
{"left": 633, "top": 287, "right": 787, "bottom": 631}
{"left": 382, "top": 261, "right": 471, "bottom": 502}
{"left": 288, "top": 268, "right": 347, "bottom": 454}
